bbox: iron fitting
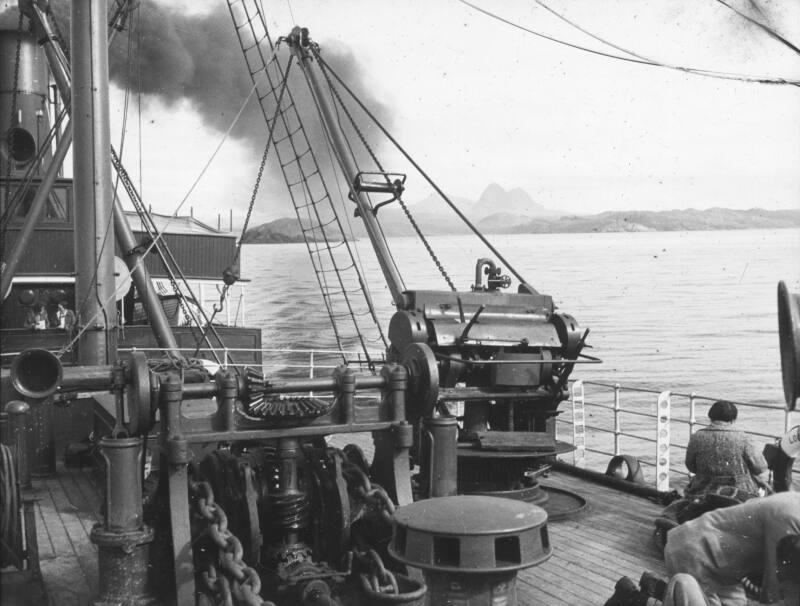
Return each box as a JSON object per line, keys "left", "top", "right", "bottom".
{"left": 5, "top": 400, "right": 30, "bottom": 416}
{"left": 393, "top": 422, "right": 414, "bottom": 449}
{"left": 166, "top": 438, "right": 191, "bottom": 465}
{"left": 111, "top": 364, "right": 126, "bottom": 391}
{"left": 382, "top": 364, "right": 408, "bottom": 390}
{"left": 90, "top": 524, "right": 154, "bottom": 552}
{"left": 335, "top": 366, "right": 357, "bottom": 393}
{"left": 160, "top": 373, "right": 183, "bottom": 399}
{"left": 216, "top": 369, "right": 238, "bottom": 398}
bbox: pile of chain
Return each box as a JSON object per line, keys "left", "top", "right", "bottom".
{"left": 190, "top": 480, "right": 276, "bottom": 606}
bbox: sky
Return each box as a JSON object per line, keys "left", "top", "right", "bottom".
{"left": 95, "top": 1, "right": 800, "bottom": 226}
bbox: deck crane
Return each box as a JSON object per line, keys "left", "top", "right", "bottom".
{"left": 272, "top": 25, "right": 596, "bottom": 499}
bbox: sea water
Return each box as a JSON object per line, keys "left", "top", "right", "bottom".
{"left": 242, "top": 227, "right": 800, "bottom": 475}
{"left": 243, "top": 228, "right": 799, "bottom": 404}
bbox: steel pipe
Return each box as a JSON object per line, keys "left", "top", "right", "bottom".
{"left": 71, "top": 0, "right": 117, "bottom": 365}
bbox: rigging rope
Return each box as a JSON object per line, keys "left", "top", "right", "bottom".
{"left": 229, "top": 2, "right": 390, "bottom": 364}
{"left": 0, "top": 107, "right": 70, "bottom": 231}
{"left": 533, "top": 0, "right": 800, "bottom": 83}
{"left": 296, "top": 83, "right": 387, "bottom": 360}
{"left": 314, "top": 54, "right": 531, "bottom": 288}
{"left": 57, "top": 72, "right": 267, "bottom": 359}
{"left": 457, "top": 0, "right": 800, "bottom": 87}
{"left": 711, "top": 0, "right": 800, "bottom": 56}
{"left": 192, "top": 55, "right": 296, "bottom": 357}
{"left": 1, "top": 12, "right": 24, "bottom": 267}
{"left": 314, "top": 50, "right": 459, "bottom": 293}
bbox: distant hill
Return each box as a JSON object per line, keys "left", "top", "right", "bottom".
{"left": 509, "top": 208, "right": 800, "bottom": 234}
{"left": 469, "top": 183, "right": 558, "bottom": 219}
{"left": 243, "top": 184, "right": 800, "bottom": 243}
{"left": 242, "top": 217, "right": 307, "bottom": 243}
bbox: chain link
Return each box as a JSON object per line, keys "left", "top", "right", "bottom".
{"left": 313, "top": 47, "right": 457, "bottom": 292}
{"left": 197, "top": 53, "right": 293, "bottom": 341}
{"left": 357, "top": 548, "right": 400, "bottom": 597}
{"left": 190, "top": 480, "right": 275, "bottom": 606}
{"left": 342, "top": 460, "right": 396, "bottom": 523}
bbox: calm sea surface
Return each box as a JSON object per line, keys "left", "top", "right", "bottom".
{"left": 242, "top": 228, "right": 800, "bottom": 409}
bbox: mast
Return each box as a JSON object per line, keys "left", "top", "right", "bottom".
{"left": 286, "top": 27, "right": 409, "bottom": 309}
{"left": 16, "top": 1, "right": 183, "bottom": 357}
{"left": 71, "top": 0, "right": 117, "bottom": 365}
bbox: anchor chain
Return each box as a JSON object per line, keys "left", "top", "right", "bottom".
{"left": 356, "top": 549, "right": 399, "bottom": 598}
{"left": 190, "top": 480, "right": 276, "bottom": 606}
{"left": 342, "top": 458, "right": 395, "bottom": 524}
{"left": 194, "top": 54, "right": 293, "bottom": 355}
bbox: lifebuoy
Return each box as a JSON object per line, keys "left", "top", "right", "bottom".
{"left": 605, "top": 454, "right": 646, "bottom": 484}
{"left": 780, "top": 425, "right": 800, "bottom": 458}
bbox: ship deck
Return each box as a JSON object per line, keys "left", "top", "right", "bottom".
{"left": 5, "top": 463, "right": 674, "bottom": 606}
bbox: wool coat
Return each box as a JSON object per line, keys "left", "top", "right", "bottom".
{"left": 684, "top": 421, "right": 767, "bottom": 498}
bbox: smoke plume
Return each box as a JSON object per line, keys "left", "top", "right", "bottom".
{"left": 48, "top": 1, "right": 392, "bottom": 165}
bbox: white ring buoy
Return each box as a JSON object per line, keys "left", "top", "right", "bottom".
{"left": 780, "top": 425, "right": 800, "bottom": 458}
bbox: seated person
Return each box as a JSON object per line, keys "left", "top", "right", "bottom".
{"left": 683, "top": 400, "right": 767, "bottom": 499}
{"left": 654, "top": 401, "right": 767, "bottom": 544}
{"left": 608, "top": 492, "right": 800, "bottom": 606}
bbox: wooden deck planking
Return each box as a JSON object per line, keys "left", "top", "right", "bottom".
{"left": 515, "top": 472, "right": 668, "bottom": 605}
{"left": 17, "top": 463, "right": 673, "bottom": 606}
{"left": 31, "top": 466, "right": 100, "bottom": 606}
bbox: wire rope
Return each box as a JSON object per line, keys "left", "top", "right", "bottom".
{"left": 711, "top": 0, "right": 800, "bottom": 56}
{"left": 314, "top": 54, "right": 532, "bottom": 288}
{"left": 456, "top": 0, "right": 800, "bottom": 87}
{"left": 57, "top": 65, "right": 271, "bottom": 357}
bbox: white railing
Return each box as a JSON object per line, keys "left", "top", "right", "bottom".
{"left": 559, "top": 379, "right": 800, "bottom": 491}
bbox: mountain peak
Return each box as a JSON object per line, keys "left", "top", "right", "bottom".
{"left": 473, "top": 183, "right": 553, "bottom": 217}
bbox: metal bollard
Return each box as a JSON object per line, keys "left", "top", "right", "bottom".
{"left": 420, "top": 416, "right": 458, "bottom": 498}
{"left": 28, "top": 399, "right": 56, "bottom": 477}
{"left": 390, "top": 495, "right": 551, "bottom": 606}
{"left": 4, "top": 401, "right": 31, "bottom": 489}
{"left": 90, "top": 436, "right": 155, "bottom": 605}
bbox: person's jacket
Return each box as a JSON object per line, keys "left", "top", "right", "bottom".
{"left": 684, "top": 420, "right": 767, "bottom": 497}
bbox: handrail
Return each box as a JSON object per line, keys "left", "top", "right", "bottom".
{"left": 558, "top": 380, "right": 800, "bottom": 490}
{"left": 3, "top": 343, "right": 796, "bottom": 491}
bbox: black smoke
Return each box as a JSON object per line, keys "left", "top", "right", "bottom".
{"left": 47, "top": 1, "right": 392, "bottom": 157}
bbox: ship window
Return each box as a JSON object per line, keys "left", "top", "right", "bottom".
{"left": 1, "top": 127, "right": 37, "bottom": 164}
{"left": 0, "top": 183, "right": 70, "bottom": 223}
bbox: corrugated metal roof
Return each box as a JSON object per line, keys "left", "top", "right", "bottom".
{"left": 124, "top": 211, "right": 237, "bottom": 238}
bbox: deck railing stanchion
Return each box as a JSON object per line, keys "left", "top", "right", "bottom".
{"left": 656, "top": 391, "right": 671, "bottom": 491}
{"left": 689, "top": 392, "right": 697, "bottom": 436}
{"left": 613, "top": 383, "right": 621, "bottom": 455}
{"left": 309, "top": 351, "right": 315, "bottom": 397}
{"left": 241, "top": 284, "right": 246, "bottom": 325}
{"left": 571, "top": 380, "right": 586, "bottom": 468}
